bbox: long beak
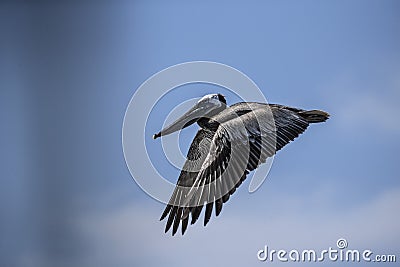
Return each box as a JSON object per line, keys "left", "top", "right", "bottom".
{"left": 153, "top": 103, "right": 207, "bottom": 139}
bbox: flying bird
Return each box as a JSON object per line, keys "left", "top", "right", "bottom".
{"left": 153, "top": 93, "right": 329, "bottom": 235}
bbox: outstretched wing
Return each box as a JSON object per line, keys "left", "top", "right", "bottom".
{"left": 160, "top": 104, "right": 314, "bottom": 235}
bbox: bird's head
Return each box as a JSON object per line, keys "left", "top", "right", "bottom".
{"left": 153, "top": 93, "right": 226, "bottom": 139}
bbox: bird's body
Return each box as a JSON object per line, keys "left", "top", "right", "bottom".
{"left": 153, "top": 94, "right": 329, "bottom": 235}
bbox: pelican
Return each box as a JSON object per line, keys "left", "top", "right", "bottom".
{"left": 153, "top": 93, "right": 329, "bottom": 235}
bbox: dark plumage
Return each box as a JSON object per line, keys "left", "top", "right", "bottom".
{"left": 154, "top": 94, "right": 329, "bottom": 235}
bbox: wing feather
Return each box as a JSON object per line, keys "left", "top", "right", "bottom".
{"left": 160, "top": 103, "right": 318, "bottom": 235}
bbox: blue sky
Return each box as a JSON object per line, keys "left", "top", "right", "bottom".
{"left": 1, "top": 1, "right": 399, "bottom": 266}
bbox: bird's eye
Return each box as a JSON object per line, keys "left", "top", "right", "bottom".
{"left": 212, "top": 95, "right": 218, "bottom": 99}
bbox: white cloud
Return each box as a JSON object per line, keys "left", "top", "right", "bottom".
{"left": 70, "top": 186, "right": 400, "bottom": 267}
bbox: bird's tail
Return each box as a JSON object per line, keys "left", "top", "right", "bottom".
{"left": 299, "top": 110, "right": 330, "bottom": 123}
